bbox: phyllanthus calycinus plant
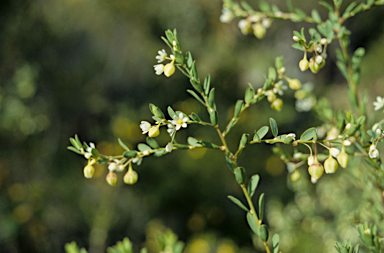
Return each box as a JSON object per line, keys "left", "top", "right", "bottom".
{"left": 67, "top": 0, "right": 384, "bottom": 252}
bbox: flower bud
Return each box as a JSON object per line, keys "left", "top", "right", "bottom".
{"left": 288, "top": 78, "right": 301, "bottom": 90}
{"left": 309, "top": 58, "right": 320, "bottom": 74}
{"left": 252, "top": 22, "right": 266, "bottom": 39}
{"left": 148, "top": 125, "right": 160, "bottom": 137}
{"left": 299, "top": 57, "right": 309, "bottom": 71}
{"left": 308, "top": 157, "right": 324, "bottom": 179}
{"left": 266, "top": 91, "right": 276, "bottom": 103}
{"left": 166, "top": 142, "right": 173, "bottom": 153}
{"left": 124, "top": 167, "right": 138, "bottom": 185}
{"left": 164, "top": 61, "right": 175, "bottom": 77}
{"left": 292, "top": 35, "right": 300, "bottom": 41}
{"left": 337, "top": 151, "right": 349, "bottom": 168}
{"left": 271, "top": 98, "right": 283, "bottom": 112}
{"left": 83, "top": 164, "right": 95, "bottom": 179}
{"left": 108, "top": 162, "right": 117, "bottom": 171}
{"left": 290, "top": 170, "right": 301, "bottom": 182}
{"left": 106, "top": 171, "right": 118, "bottom": 186}
{"left": 324, "top": 155, "right": 338, "bottom": 173}
{"left": 238, "top": 19, "right": 252, "bottom": 35}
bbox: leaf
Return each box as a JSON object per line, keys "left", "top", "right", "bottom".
{"left": 186, "top": 89, "right": 205, "bottom": 105}
{"left": 185, "top": 51, "right": 193, "bottom": 69}
{"left": 210, "top": 110, "right": 218, "bottom": 126}
{"left": 146, "top": 137, "right": 159, "bottom": 149}
{"left": 154, "top": 150, "right": 167, "bottom": 157}
{"left": 300, "top": 127, "right": 317, "bottom": 141}
{"left": 204, "top": 74, "right": 211, "bottom": 96}
{"left": 118, "top": 138, "right": 130, "bottom": 151}
{"left": 292, "top": 43, "right": 305, "bottom": 51}
{"left": 225, "top": 153, "right": 234, "bottom": 173}
{"left": 256, "top": 126, "right": 269, "bottom": 140}
{"left": 124, "top": 150, "right": 138, "bottom": 158}
{"left": 228, "top": 195, "right": 249, "bottom": 212}
{"left": 187, "top": 137, "right": 202, "bottom": 147}
{"left": 275, "top": 56, "right": 283, "bottom": 69}
{"left": 337, "top": 61, "right": 349, "bottom": 80}
{"left": 234, "top": 100, "right": 244, "bottom": 118}
{"left": 167, "top": 106, "right": 176, "bottom": 119}
{"left": 191, "top": 61, "right": 199, "bottom": 82}
{"left": 259, "top": 193, "right": 265, "bottom": 221}
{"left": 208, "top": 88, "right": 215, "bottom": 108}
{"left": 311, "top": 9, "right": 322, "bottom": 23}
{"left": 190, "top": 78, "right": 202, "bottom": 93}
{"left": 269, "top": 118, "right": 278, "bottom": 137}
{"left": 272, "top": 234, "right": 280, "bottom": 253}
{"left": 235, "top": 167, "right": 246, "bottom": 185}
{"left": 226, "top": 118, "right": 240, "bottom": 135}
{"left": 247, "top": 174, "right": 260, "bottom": 197}
{"left": 241, "top": 1, "right": 254, "bottom": 11}
{"left": 244, "top": 87, "right": 254, "bottom": 104}
{"left": 137, "top": 143, "right": 151, "bottom": 152}
{"left": 165, "top": 29, "right": 174, "bottom": 43}
{"left": 259, "top": 224, "right": 269, "bottom": 242}
{"left": 259, "top": 1, "right": 270, "bottom": 12}
{"left": 246, "top": 212, "right": 259, "bottom": 236}
{"left": 67, "top": 146, "right": 83, "bottom": 155}
{"left": 319, "top": 1, "right": 334, "bottom": 12}
{"left": 342, "top": 2, "right": 357, "bottom": 18}
{"left": 238, "top": 133, "right": 249, "bottom": 149}
{"left": 268, "top": 67, "right": 277, "bottom": 81}
{"left": 189, "top": 112, "right": 201, "bottom": 122}
{"left": 199, "top": 141, "right": 221, "bottom": 149}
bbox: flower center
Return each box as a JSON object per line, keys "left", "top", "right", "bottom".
{"left": 177, "top": 118, "right": 183, "bottom": 125}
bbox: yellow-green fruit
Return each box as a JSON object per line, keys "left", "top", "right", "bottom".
{"left": 309, "top": 58, "right": 320, "bottom": 74}
{"left": 124, "top": 169, "right": 138, "bottom": 185}
{"left": 308, "top": 159, "right": 324, "bottom": 179}
{"left": 83, "top": 164, "right": 95, "bottom": 179}
{"left": 337, "top": 151, "right": 349, "bottom": 168}
{"left": 290, "top": 170, "right": 301, "bottom": 182}
{"left": 299, "top": 57, "right": 309, "bottom": 71}
{"left": 164, "top": 62, "right": 175, "bottom": 77}
{"left": 106, "top": 172, "right": 118, "bottom": 186}
{"left": 253, "top": 22, "right": 266, "bottom": 39}
{"left": 288, "top": 79, "right": 302, "bottom": 90}
{"left": 148, "top": 125, "right": 160, "bottom": 137}
{"left": 271, "top": 98, "right": 283, "bottom": 112}
{"left": 324, "top": 155, "right": 338, "bottom": 173}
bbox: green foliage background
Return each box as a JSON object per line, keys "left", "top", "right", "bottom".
{"left": 1, "top": 0, "right": 384, "bottom": 252}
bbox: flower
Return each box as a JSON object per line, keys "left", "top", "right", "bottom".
{"left": 167, "top": 124, "right": 176, "bottom": 136}
{"left": 220, "top": 8, "right": 233, "bottom": 23}
{"left": 156, "top": 49, "right": 167, "bottom": 63}
{"left": 238, "top": 19, "right": 251, "bottom": 35}
{"left": 166, "top": 142, "right": 173, "bottom": 153}
{"left": 315, "top": 55, "right": 323, "bottom": 64}
{"left": 171, "top": 113, "right": 188, "bottom": 130}
{"left": 154, "top": 64, "right": 164, "bottom": 75}
{"left": 140, "top": 121, "right": 151, "bottom": 134}
{"left": 273, "top": 81, "right": 287, "bottom": 95}
{"left": 373, "top": 96, "right": 384, "bottom": 111}
{"left": 295, "top": 97, "right": 316, "bottom": 112}
{"left": 108, "top": 162, "right": 118, "bottom": 171}
{"left": 84, "top": 142, "right": 95, "bottom": 159}
{"left": 287, "top": 133, "right": 296, "bottom": 140}
{"left": 329, "top": 148, "right": 340, "bottom": 157}
{"left": 369, "top": 144, "right": 379, "bottom": 158}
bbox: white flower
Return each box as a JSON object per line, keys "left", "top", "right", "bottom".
{"left": 369, "top": 144, "right": 379, "bottom": 158}
{"left": 295, "top": 97, "right": 316, "bottom": 112}
{"left": 219, "top": 8, "right": 233, "bottom": 23}
{"left": 286, "top": 162, "right": 296, "bottom": 173}
{"left": 132, "top": 155, "right": 142, "bottom": 166}
{"left": 84, "top": 142, "right": 95, "bottom": 159}
{"left": 315, "top": 44, "right": 323, "bottom": 53}
{"left": 373, "top": 96, "right": 384, "bottom": 111}
{"left": 154, "top": 64, "right": 164, "bottom": 75}
{"left": 238, "top": 19, "right": 251, "bottom": 35}
{"left": 330, "top": 148, "right": 340, "bottom": 158}
{"left": 167, "top": 124, "right": 176, "bottom": 136}
{"left": 166, "top": 142, "right": 173, "bottom": 153}
{"left": 171, "top": 113, "right": 188, "bottom": 131}
{"left": 315, "top": 55, "right": 323, "bottom": 64}
{"left": 261, "top": 18, "right": 272, "bottom": 28}
{"left": 272, "top": 81, "right": 287, "bottom": 95}
{"left": 307, "top": 155, "right": 314, "bottom": 166}
{"left": 287, "top": 133, "right": 296, "bottom": 140}
{"left": 155, "top": 49, "right": 167, "bottom": 63}
{"left": 140, "top": 121, "right": 151, "bottom": 134}
{"left": 108, "top": 162, "right": 117, "bottom": 171}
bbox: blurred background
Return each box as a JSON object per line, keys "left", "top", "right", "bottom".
{"left": 1, "top": 0, "right": 384, "bottom": 252}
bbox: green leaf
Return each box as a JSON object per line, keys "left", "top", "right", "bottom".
{"left": 292, "top": 43, "right": 305, "bottom": 51}
{"left": 226, "top": 118, "right": 240, "bottom": 135}
{"left": 225, "top": 153, "right": 234, "bottom": 172}
{"left": 165, "top": 30, "right": 174, "bottom": 43}
{"left": 256, "top": 126, "right": 269, "bottom": 140}
{"left": 189, "top": 112, "right": 201, "bottom": 122}
{"left": 185, "top": 51, "right": 193, "bottom": 69}
{"left": 154, "top": 150, "right": 167, "bottom": 157}
{"left": 186, "top": 89, "right": 205, "bottom": 105}
{"left": 337, "top": 61, "right": 349, "bottom": 80}
{"left": 259, "top": 1, "right": 270, "bottom": 12}
{"left": 140, "top": 248, "right": 148, "bottom": 253}
{"left": 269, "top": 118, "right": 278, "bottom": 137}
{"left": 246, "top": 212, "right": 259, "bottom": 236}
{"left": 239, "top": 133, "right": 249, "bottom": 149}
{"left": 272, "top": 234, "right": 280, "bottom": 253}
{"left": 294, "top": 8, "right": 307, "bottom": 20}
{"left": 210, "top": 110, "right": 218, "bottom": 126}
{"left": 174, "top": 50, "right": 184, "bottom": 65}
{"left": 228, "top": 195, "right": 249, "bottom": 212}
{"left": 244, "top": 87, "right": 254, "bottom": 104}
{"left": 208, "top": 88, "right": 215, "bottom": 109}
{"left": 300, "top": 127, "right": 317, "bottom": 141}
{"left": 319, "top": 1, "right": 334, "bottom": 11}
{"left": 275, "top": 56, "right": 283, "bottom": 69}
{"left": 137, "top": 143, "right": 151, "bottom": 152}
{"left": 67, "top": 146, "right": 83, "bottom": 155}
{"left": 241, "top": 1, "right": 254, "bottom": 11}
{"left": 167, "top": 106, "right": 176, "bottom": 119}
{"left": 311, "top": 9, "right": 322, "bottom": 23}
{"left": 118, "top": 138, "right": 130, "bottom": 151}
{"left": 91, "top": 148, "right": 100, "bottom": 158}
{"left": 146, "top": 137, "right": 159, "bottom": 149}
{"left": 155, "top": 107, "right": 165, "bottom": 119}
{"left": 124, "top": 150, "right": 138, "bottom": 158}
{"left": 259, "top": 193, "right": 265, "bottom": 221}
{"left": 97, "top": 158, "right": 109, "bottom": 164}
{"left": 191, "top": 61, "right": 199, "bottom": 81}
{"left": 342, "top": 2, "right": 357, "bottom": 18}
{"left": 190, "top": 78, "right": 203, "bottom": 93}
{"left": 234, "top": 100, "right": 244, "bottom": 118}
{"left": 173, "top": 143, "right": 189, "bottom": 149}
{"left": 268, "top": 67, "right": 277, "bottom": 81}
{"left": 235, "top": 167, "right": 246, "bottom": 185}
{"left": 199, "top": 141, "right": 221, "bottom": 149}
{"left": 247, "top": 174, "right": 260, "bottom": 197}
{"left": 203, "top": 74, "right": 211, "bottom": 96}
{"left": 187, "top": 137, "right": 202, "bottom": 147}
{"left": 260, "top": 224, "right": 269, "bottom": 242}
